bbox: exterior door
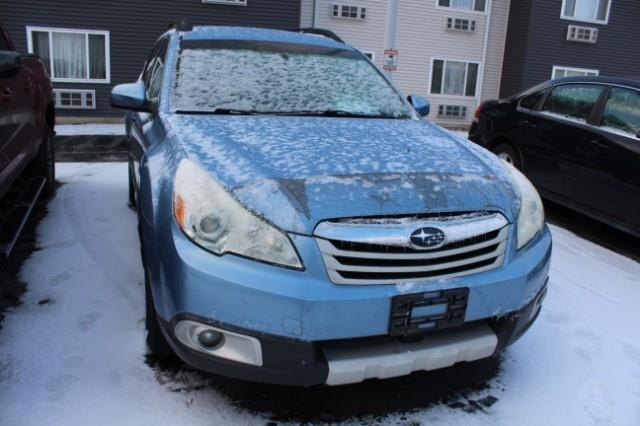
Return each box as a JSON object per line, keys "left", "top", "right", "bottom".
{"left": 573, "top": 86, "right": 640, "bottom": 231}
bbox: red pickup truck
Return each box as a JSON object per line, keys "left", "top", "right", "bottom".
{"left": 0, "top": 23, "right": 55, "bottom": 259}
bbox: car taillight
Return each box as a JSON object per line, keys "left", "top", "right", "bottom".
{"left": 474, "top": 101, "right": 490, "bottom": 119}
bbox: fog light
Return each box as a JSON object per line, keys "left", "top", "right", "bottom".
{"left": 198, "top": 329, "right": 223, "bottom": 348}
{"left": 174, "top": 320, "right": 263, "bottom": 366}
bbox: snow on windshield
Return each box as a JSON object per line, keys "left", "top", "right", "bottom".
{"left": 172, "top": 48, "right": 412, "bottom": 118}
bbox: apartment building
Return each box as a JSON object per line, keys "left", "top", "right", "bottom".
{"left": 301, "top": 0, "right": 511, "bottom": 127}
{"left": 501, "top": 0, "right": 640, "bottom": 97}
{"left": 2, "top": 0, "right": 301, "bottom": 119}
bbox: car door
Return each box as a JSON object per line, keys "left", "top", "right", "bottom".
{"left": 515, "top": 84, "right": 605, "bottom": 201}
{"left": 572, "top": 86, "right": 640, "bottom": 232}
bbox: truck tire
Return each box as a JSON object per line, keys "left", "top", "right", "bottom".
{"left": 28, "top": 125, "right": 56, "bottom": 198}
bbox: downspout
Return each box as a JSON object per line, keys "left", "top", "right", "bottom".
{"left": 385, "top": 0, "right": 399, "bottom": 80}
{"left": 313, "top": 0, "right": 319, "bottom": 28}
{"left": 477, "top": 0, "right": 492, "bottom": 105}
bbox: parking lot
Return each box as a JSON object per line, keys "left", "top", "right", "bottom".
{"left": 0, "top": 160, "right": 639, "bottom": 425}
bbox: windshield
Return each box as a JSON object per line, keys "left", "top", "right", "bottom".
{"left": 172, "top": 42, "right": 412, "bottom": 118}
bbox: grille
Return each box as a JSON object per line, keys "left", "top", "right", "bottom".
{"left": 315, "top": 212, "right": 509, "bottom": 285}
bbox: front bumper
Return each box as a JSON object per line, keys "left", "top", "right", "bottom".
{"left": 159, "top": 282, "right": 547, "bottom": 386}
{"left": 145, "top": 218, "right": 551, "bottom": 385}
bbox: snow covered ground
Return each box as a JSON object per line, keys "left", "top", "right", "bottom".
{"left": 1, "top": 163, "right": 639, "bottom": 425}
{"left": 55, "top": 123, "right": 125, "bottom": 136}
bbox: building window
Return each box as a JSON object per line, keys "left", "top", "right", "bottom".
{"left": 446, "top": 17, "right": 476, "bottom": 32}
{"left": 332, "top": 4, "right": 366, "bottom": 20}
{"left": 27, "top": 27, "right": 110, "bottom": 83}
{"left": 567, "top": 25, "right": 598, "bottom": 43}
{"left": 53, "top": 89, "right": 96, "bottom": 109}
{"left": 430, "top": 59, "right": 480, "bottom": 97}
{"left": 561, "top": 0, "right": 610, "bottom": 24}
{"left": 202, "top": 0, "right": 247, "bottom": 5}
{"left": 438, "top": 105, "right": 467, "bottom": 118}
{"left": 437, "top": 0, "right": 486, "bottom": 13}
{"left": 552, "top": 66, "right": 599, "bottom": 79}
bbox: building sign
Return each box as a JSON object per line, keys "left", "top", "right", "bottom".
{"left": 383, "top": 49, "right": 399, "bottom": 71}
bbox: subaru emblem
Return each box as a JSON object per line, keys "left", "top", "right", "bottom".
{"left": 410, "top": 227, "right": 446, "bottom": 249}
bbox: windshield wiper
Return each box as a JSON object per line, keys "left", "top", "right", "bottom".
{"left": 175, "top": 108, "right": 256, "bottom": 115}
{"left": 274, "top": 110, "right": 396, "bottom": 119}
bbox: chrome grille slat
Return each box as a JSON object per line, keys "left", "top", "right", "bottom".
{"left": 324, "top": 241, "right": 506, "bottom": 274}
{"left": 316, "top": 227, "right": 508, "bottom": 260}
{"left": 314, "top": 212, "right": 509, "bottom": 285}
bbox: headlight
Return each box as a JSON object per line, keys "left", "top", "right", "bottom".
{"left": 503, "top": 163, "right": 545, "bottom": 249}
{"left": 173, "top": 159, "right": 303, "bottom": 269}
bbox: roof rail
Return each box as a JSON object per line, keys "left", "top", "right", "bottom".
{"left": 169, "top": 18, "right": 193, "bottom": 32}
{"left": 290, "top": 28, "right": 344, "bottom": 43}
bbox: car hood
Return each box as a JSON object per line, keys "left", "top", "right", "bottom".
{"left": 165, "top": 114, "right": 517, "bottom": 235}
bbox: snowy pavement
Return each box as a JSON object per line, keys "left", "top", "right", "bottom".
{"left": 55, "top": 123, "right": 126, "bottom": 136}
{"left": 1, "top": 163, "right": 639, "bottom": 425}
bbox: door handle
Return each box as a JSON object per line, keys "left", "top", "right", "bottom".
{"left": 521, "top": 120, "right": 536, "bottom": 129}
{"left": 1, "top": 87, "right": 13, "bottom": 103}
{"left": 589, "top": 139, "right": 609, "bottom": 149}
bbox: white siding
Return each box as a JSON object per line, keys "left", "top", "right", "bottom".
{"left": 481, "top": 0, "right": 510, "bottom": 101}
{"left": 394, "top": 0, "right": 487, "bottom": 127}
{"left": 299, "top": 0, "right": 511, "bottom": 127}
{"left": 300, "top": 0, "right": 315, "bottom": 27}
{"left": 312, "top": 0, "right": 388, "bottom": 68}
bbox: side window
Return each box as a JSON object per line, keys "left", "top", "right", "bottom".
{"left": 601, "top": 88, "right": 640, "bottom": 138}
{"left": 541, "top": 84, "right": 604, "bottom": 122}
{"left": 0, "top": 31, "right": 10, "bottom": 51}
{"left": 143, "top": 38, "right": 168, "bottom": 104}
{"left": 520, "top": 89, "right": 547, "bottom": 110}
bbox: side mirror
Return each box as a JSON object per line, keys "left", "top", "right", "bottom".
{"left": 0, "top": 51, "right": 21, "bottom": 73}
{"left": 408, "top": 95, "right": 430, "bottom": 117}
{"left": 111, "top": 82, "right": 151, "bottom": 112}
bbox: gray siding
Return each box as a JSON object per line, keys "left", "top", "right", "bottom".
{"left": 500, "top": 0, "right": 533, "bottom": 98}
{"left": 501, "top": 0, "right": 640, "bottom": 98}
{"left": 2, "top": 0, "right": 301, "bottom": 117}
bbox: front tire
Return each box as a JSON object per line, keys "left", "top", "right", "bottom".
{"left": 145, "top": 272, "right": 173, "bottom": 357}
{"left": 128, "top": 161, "right": 136, "bottom": 210}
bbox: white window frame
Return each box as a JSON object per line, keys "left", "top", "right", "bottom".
{"left": 435, "top": 0, "right": 487, "bottom": 15}
{"left": 560, "top": 0, "right": 611, "bottom": 25}
{"left": 437, "top": 104, "right": 468, "bottom": 118}
{"left": 202, "top": 0, "right": 247, "bottom": 5}
{"left": 53, "top": 89, "right": 96, "bottom": 109}
{"left": 429, "top": 57, "right": 481, "bottom": 99}
{"left": 552, "top": 65, "right": 600, "bottom": 79}
{"left": 26, "top": 26, "right": 111, "bottom": 84}
{"left": 566, "top": 24, "right": 598, "bottom": 43}
{"left": 445, "top": 16, "right": 477, "bottom": 32}
{"left": 331, "top": 3, "right": 367, "bottom": 20}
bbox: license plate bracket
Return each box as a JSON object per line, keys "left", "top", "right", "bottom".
{"left": 389, "top": 288, "right": 469, "bottom": 336}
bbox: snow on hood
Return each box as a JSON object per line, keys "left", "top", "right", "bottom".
{"left": 165, "top": 114, "right": 516, "bottom": 234}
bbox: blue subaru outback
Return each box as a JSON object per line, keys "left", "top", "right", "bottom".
{"left": 111, "top": 25, "right": 551, "bottom": 386}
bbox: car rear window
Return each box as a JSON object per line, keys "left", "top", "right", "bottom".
{"left": 601, "top": 87, "right": 640, "bottom": 138}
{"left": 520, "top": 90, "right": 547, "bottom": 110}
{"left": 541, "top": 84, "right": 604, "bottom": 122}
